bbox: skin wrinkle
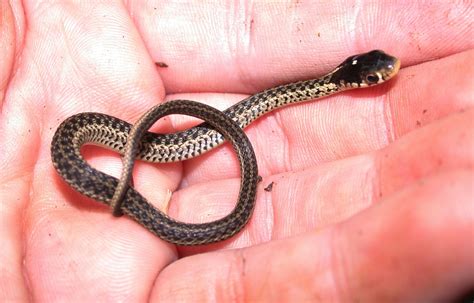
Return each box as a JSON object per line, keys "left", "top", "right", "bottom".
{"left": 267, "top": 176, "right": 282, "bottom": 239}
{"left": 348, "top": 0, "right": 362, "bottom": 50}
{"left": 359, "top": 160, "right": 376, "bottom": 209}
{"left": 365, "top": 2, "right": 385, "bottom": 47}
{"left": 372, "top": 148, "right": 385, "bottom": 200}
{"left": 273, "top": 109, "right": 294, "bottom": 174}
{"left": 263, "top": 176, "right": 276, "bottom": 243}
{"left": 381, "top": 85, "right": 396, "bottom": 143}
{"left": 227, "top": 249, "right": 247, "bottom": 302}
{"left": 4, "top": 107, "right": 40, "bottom": 183}
{"left": 5, "top": 0, "right": 23, "bottom": 76}
{"left": 228, "top": 1, "right": 259, "bottom": 94}
{"left": 21, "top": 176, "right": 35, "bottom": 300}
{"left": 0, "top": 179, "right": 28, "bottom": 294}
{"left": 322, "top": 226, "right": 344, "bottom": 302}
{"left": 375, "top": 90, "right": 397, "bottom": 200}
{"left": 334, "top": 224, "right": 361, "bottom": 302}
{"left": 332, "top": 194, "right": 394, "bottom": 302}
{"left": 0, "top": 1, "right": 13, "bottom": 106}
{"left": 236, "top": 248, "right": 246, "bottom": 278}
{"left": 259, "top": 108, "right": 291, "bottom": 176}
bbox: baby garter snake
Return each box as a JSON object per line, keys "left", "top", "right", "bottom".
{"left": 51, "top": 50, "right": 400, "bottom": 245}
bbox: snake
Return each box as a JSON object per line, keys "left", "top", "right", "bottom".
{"left": 51, "top": 50, "right": 400, "bottom": 245}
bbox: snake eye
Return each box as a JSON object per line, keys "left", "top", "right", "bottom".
{"left": 365, "top": 74, "right": 379, "bottom": 84}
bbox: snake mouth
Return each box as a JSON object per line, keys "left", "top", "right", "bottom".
{"left": 385, "top": 56, "right": 401, "bottom": 80}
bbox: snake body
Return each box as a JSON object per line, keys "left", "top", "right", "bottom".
{"left": 51, "top": 50, "right": 400, "bottom": 245}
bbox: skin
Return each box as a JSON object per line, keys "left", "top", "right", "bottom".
{"left": 0, "top": 1, "right": 473, "bottom": 302}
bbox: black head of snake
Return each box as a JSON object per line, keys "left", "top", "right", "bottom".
{"left": 328, "top": 50, "right": 400, "bottom": 89}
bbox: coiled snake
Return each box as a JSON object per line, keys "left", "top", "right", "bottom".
{"left": 51, "top": 50, "right": 400, "bottom": 245}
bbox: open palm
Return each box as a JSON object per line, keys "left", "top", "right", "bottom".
{"left": 1, "top": 2, "right": 472, "bottom": 302}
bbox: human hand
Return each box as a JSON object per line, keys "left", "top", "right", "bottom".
{"left": 1, "top": 1, "right": 472, "bottom": 301}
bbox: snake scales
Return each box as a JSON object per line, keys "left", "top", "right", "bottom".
{"left": 51, "top": 50, "right": 400, "bottom": 245}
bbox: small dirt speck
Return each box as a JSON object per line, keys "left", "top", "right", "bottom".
{"left": 264, "top": 182, "right": 274, "bottom": 192}
{"left": 155, "top": 62, "right": 168, "bottom": 68}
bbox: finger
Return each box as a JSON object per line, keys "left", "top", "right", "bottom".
{"left": 151, "top": 170, "right": 474, "bottom": 302}
{"left": 173, "top": 108, "right": 473, "bottom": 253}
{"left": 130, "top": 1, "right": 472, "bottom": 92}
{"left": 179, "top": 50, "right": 473, "bottom": 185}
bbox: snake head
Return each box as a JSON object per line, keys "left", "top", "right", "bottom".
{"left": 330, "top": 50, "right": 401, "bottom": 88}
